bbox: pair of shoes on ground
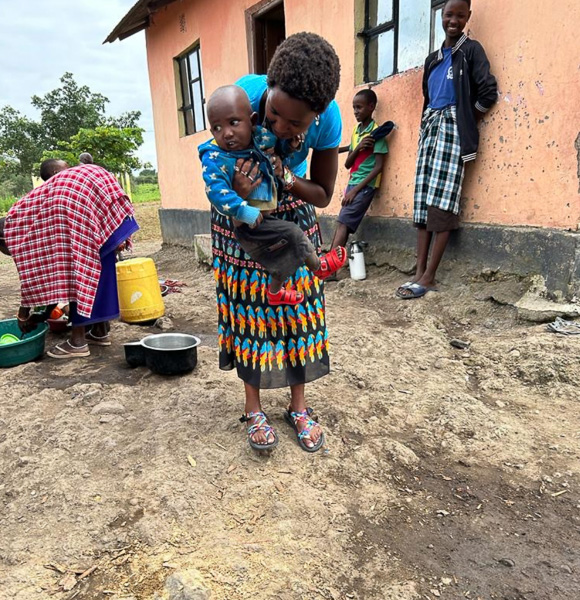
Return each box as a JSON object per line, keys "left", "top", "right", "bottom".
{"left": 240, "top": 408, "right": 325, "bottom": 453}
{"left": 266, "top": 246, "right": 347, "bottom": 306}
{"left": 395, "top": 280, "right": 438, "bottom": 299}
{"left": 46, "top": 331, "right": 111, "bottom": 359}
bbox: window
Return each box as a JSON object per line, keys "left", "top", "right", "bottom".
{"left": 176, "top": 44, "right": 206, "bottom": 135}
{"left": 430, "top": 1, "right": 446, "bottom": 52}
{"left": 361, "top": 0, "right": 447, "bottom": 82}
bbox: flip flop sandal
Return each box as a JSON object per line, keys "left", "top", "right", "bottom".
{"left": 239, "top": 411, "right": 279, "bottom": 452}
{"left": 284, "top": 407, "right": 325, "bottom": 453}
{"left": 396, "top": 282, "right": 437, "bottom": 300}
{"left": 85, "top": 331, "right": 112, "bottom": 346}
{"left": 47, "top": 340, "right": 91, "bottom": 359}
{"left": 267, "top": 287, "right": 304, "bottom": 306}
{"left": 313, "top": 246, "right": 348, "bottom": 280}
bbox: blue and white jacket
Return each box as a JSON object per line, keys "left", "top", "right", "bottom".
{"left": 198, "top": 126, "right": 278, "bottom": 226}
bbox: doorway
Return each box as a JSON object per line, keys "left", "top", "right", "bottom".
{"left": 246, "top": 0, "right": 286, "bottom": 74}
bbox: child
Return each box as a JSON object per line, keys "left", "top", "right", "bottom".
{"left": 330, "top": 89, "right": 389, "bottom": 251}
{"left": 396, "top": 0, "right": 497, "bottom": 299}
{"left": 199, "top": 85, "right": 346, "bottom": 306}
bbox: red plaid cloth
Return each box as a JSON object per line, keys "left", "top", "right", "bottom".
{"left": 5, "top": 165, "right": 135, "bottom": 318}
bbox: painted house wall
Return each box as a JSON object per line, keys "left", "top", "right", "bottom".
{"left": 145, "top": 0, "right": 580, "bottom": 230}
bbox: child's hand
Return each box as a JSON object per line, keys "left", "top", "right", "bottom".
{"left": 342, "top": 187, "right": 359, "bottom": 206}
{"left": 233, "top": 159, "right": 262, "bottom": 198}
{"left": 249, "top": 213, "right": 264, "bottom": 229}
{"left": 356, "top": 136, "right": 375, "bottom": 152}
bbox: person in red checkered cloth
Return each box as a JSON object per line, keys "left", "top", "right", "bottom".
{"left": 0, "top": 163, "right": 139, "bottom": 359}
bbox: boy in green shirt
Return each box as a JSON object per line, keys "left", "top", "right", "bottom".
{"left": 331, "top": 89, "right": 388, "bottom": 250}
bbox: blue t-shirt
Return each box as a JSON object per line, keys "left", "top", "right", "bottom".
{"left": 428, "top": 47, "right": 456, "bottom": 109}
{"left": 236, "top": 74, "right": 342, "bottom": 178}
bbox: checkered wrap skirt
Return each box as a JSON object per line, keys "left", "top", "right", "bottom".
{"left": 413, "top": 106, "right": 465, "bottom": 225}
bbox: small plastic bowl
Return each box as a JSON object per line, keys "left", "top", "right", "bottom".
{"left": 0, "top": 333, "right": 20, "bottom": 345}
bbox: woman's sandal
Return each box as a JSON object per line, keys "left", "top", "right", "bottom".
{"left": 313, "top": 246, "right": 348, "bottom": 280}
{"left": 267, "top": 287, "right": 304, "bottom": 306}
{"left": 46, "top": 340, "right": 91, "bottom": 359}
{"left": 239, "top": 411, "right": 279, "bottom": 452}
{"left": 85, "top": 330, "right": 112, "bottom": 346}
{"left": 284, "top": 407, "right": 325, "bottom": 453}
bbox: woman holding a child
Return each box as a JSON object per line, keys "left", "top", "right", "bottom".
{"left": 211, "top": 32, "right": 342, "bottom": 453}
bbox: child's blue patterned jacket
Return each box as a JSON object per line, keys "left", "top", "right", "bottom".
{"left": 198, "top": 126, "right": 278, "bottom": 226}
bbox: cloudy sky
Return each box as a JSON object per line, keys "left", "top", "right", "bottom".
{"left": 0, "top": 1, "right": 157, "bottom": 168}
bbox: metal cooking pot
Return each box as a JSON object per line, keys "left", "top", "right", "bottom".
{"left": 124, "top": 333, "right": 200, "bottom": 375}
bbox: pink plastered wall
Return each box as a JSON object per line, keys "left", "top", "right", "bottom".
{"left": 145, "top": 0, "right": 580, "bottom": 229}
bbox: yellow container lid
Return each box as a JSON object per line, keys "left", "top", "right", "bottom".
{"left": 116, "top": 257, "right": 157, "bottom": 279}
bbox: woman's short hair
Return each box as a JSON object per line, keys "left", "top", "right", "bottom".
{"left": 267, "top": 32, "right": 341, "bottom": 114}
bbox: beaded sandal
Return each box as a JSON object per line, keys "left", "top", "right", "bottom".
{"left": 239, "top": 411, "right": 279, "bottom": 452}
{"left": 283, "top": 407, "right": 325, "bottom": 453}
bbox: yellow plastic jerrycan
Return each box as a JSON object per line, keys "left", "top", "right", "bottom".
{"left": 116, "top": 258, "right": 165, "bottom": 323}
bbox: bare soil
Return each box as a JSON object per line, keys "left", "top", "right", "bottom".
{"left": 0, "top": 204, "right": 579, "bottom": 600}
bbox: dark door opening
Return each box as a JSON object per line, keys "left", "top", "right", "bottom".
{"left": 247, "top": 0, "right": 286, "bottom": 74}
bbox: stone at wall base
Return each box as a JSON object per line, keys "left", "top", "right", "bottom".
{"left": 193, "top": 234, "right": 212, "bottom": 266}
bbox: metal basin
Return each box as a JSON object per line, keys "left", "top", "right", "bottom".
{"left": 140, "top": 333, "right": 200, "bottom": 375}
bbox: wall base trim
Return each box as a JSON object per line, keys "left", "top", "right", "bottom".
{"left": 158, "top": 208, "right": 580, "bottom": 297}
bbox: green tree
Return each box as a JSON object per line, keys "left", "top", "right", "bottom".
{"left": 0, "top": 72, "right": 143, "bottom": 190}
{"left": 135, "top": 167, "right": 158, "bottom": 185}
{"left": 40, "top": 126, "right": 144, "bottom": 175}
{"left": 0, "top": 107, "right": 44, "bottom": 176}
{"left": 31, "top": 72, "right": 108, "bottom": 148}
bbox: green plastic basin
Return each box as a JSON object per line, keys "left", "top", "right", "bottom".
{"left": 0, "top": 318, "right": 48, "bottom": 368}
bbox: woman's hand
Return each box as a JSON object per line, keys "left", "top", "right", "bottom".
{"left": 233, "top": 159, "right": 262, "bottom": 199}
{"left": 288, "top": 133, "right": 305, "bottom": 151}
{"left": 264, "top": 149, "right": 283, "bottom": 178}
{"left": 16, "top": 307, "right": 45, "bottom": 334}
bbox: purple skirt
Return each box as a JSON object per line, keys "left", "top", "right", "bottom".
{"left": 70, "top": 217, "right": 139, "bottom": 326}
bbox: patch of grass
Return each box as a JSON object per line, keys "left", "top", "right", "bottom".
{"left": 0, "top": 196, "right": 16, "bottom": 215}
{"left": 132, "top": 183, "right": 161, "bottom": 204}
{"left": 0, "top": 183, "right": 161, "bottom": 214}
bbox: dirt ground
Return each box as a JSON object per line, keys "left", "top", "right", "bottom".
{"left": 0, "top": 204, "right": 579, "bottom": 600}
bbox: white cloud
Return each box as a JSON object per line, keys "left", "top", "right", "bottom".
{"left": 0, "top": 0, "right": 157, "bottom": 168}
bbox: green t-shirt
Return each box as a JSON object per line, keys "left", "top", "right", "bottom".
{"left": 348, "top": 120, "right": 388, "bottom": 188}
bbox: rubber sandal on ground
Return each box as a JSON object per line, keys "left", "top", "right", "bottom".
{"left": 396, "top": 282, "right": 437, "bottom": 300}
{"left": 267, "top": 287, "right": 304, "bottom": 306}
{"left": 313, "top": 246, "right": 348, "bottom": 280}
{"left": 85, "top": 331, "right": 112, "bottom": 346}
{"left": 239, "top": 411, "right": 279, "bottom": 452}
{"left": 395, "top": 281, "right": 416, "bottom": 296}
{"left": 47, "top": 340, "right": 91, "bottom": 359}
{"left": 284, "top": 407, "right": 325, "bottom": 453}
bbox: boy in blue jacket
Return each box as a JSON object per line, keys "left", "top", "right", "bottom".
{"left": 199, "top": 86, "right": 345, "bottom": 305}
